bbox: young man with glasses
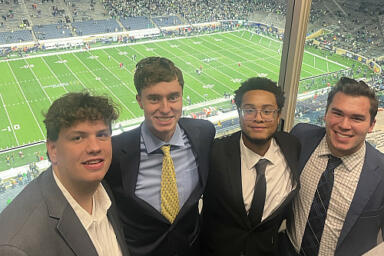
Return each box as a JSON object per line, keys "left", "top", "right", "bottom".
{"left": 201, "top": 77, "right": 301, "bottom": 256}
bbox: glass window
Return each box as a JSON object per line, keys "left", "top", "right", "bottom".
{"left": 295, "top": 0, "right": 384, "bottom": 152}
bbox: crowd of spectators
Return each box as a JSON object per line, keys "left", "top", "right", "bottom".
{"left": 0, "top": 0, "right": 382, "bottom": 58}
{"left": 103, "top": 0, "right": 268, "bottom": 24}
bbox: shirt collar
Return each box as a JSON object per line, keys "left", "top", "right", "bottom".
{"left": 53, "top": 171, "right": 111, "bottom": 229}
{"left": 240, "top": 135, "right": 279, "bottom": 170}
{"left": 141, "top": 121, "right": 185, "bottom": 153}
{"left": 318, "top": 136, "right": 366, "bottom": 172}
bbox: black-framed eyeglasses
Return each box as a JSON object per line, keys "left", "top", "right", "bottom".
{"left": 239, "top": 108, "right": 279, "bottom": 121}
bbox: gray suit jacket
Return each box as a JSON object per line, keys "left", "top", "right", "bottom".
{"left": 290, "top": 123, "right": 384, "bottom": 256}
{"left": 0, "top": 167, "right": 130, "bottom": 256}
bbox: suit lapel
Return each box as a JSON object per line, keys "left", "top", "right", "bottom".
{"left": 337, "top": 144, "right": 383, "bottom": 249}
{"left": 57, "top": 207, "right": 98, "bottom": 256}
{"left": 119, "top": 127, "right": 141, "bottom": 195}
{"left": 40, "top": 168, "right": 97, "bottom": 256}
{"left": 176, "top": 119, "right": 205, "bottom": 223}
{"left": 227, "top": 132, "right": 252, "bottom": 228}
{"left": 119, "top": 126, "right": 167, "bottom": 223}
{"left": 274, "top": 132, "right": 299, "bottom": 184}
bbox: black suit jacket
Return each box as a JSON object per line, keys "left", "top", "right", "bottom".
{"left": 106, "top": 118, "right": 215, "bottom": 256}
{"left": 0, "top": 167, "right": 130, "bottom": 256}
{"left": 201, "top": 131, "right": 300, "bottom": 256}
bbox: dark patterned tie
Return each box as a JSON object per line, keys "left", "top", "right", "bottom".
{"left": 248, "top": 158, "right": 269, "bottom": 225}
{"left": 300, "top": 155, "right": 342, "bottom": 256}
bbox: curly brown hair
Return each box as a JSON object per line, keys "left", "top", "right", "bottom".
{"left": 43, "top": 92, "right": 119, "bottom": 141}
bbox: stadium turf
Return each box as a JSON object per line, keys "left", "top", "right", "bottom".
{"left": 0, "top": 30, "right": 370, "bottom": 166}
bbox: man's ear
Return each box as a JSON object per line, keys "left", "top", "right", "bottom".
{"left": 46, "top": 140, "right": 57, "bottom": 165}
{"left": 136, "top": 94, "right": 143, "bottom": 109}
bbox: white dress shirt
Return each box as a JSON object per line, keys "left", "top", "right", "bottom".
{"left": 240, "top": 136, "right": 294, "bottom": 221}
{"left": 53, "top": 172, "right": 122, "bottom": 256}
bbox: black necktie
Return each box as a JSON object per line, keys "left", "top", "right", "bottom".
{"left": 248, "top": 158, "right": 269, "bottom": 225}
{"left": 300, "top": 155, "right": 342, "bottom": 256}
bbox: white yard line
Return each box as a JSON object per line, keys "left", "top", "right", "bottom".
{"left": 40, "top": 56, "right": 69, "bottom": 93}
{"left": 0, "top": 31, "right": 238, "bottom": 63}
{"left": 57, "top": 54, "right": 87, "bottom": 89}
{"left": 6, "top": 62, "right": 45, "bottom": 137}
{"left": 24, "top": 59, "right": 53, "bottom": 104}
{"left": 98, "top": 49, "right": 137, "bottom": 95}
{"left": 247, "top": 30, "right": 349, "bottom": 69}
{"left": 71, "top": 52, "right": 136, "bottom": 117}
{"left": 156, "top": 43, "right": 222, "bottom": 97}
{"left": 0, "top": 93, "right": 20, "bottom": 146}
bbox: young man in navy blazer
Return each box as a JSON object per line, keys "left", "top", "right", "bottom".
{"left": 281, "top": 77, "right": 384, "bottom": 256}
{"left": 106, "top": 57, "right": 215, "bottom": 256}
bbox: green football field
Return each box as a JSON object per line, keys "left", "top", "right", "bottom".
{"left": 0, "top": 30, "right": 356, "bottom": 151}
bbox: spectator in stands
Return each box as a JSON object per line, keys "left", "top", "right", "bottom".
{"left": 280, "top": 77, "right": 384, "bottom": 255}
{"left": 105, "top": 56, "right": 215, "bottom": 256}
{"left": 201, "top": 77, "right": 300, "bottom": 256}
{"left": 0, "top": 92, "right": 130, "bottom": 256}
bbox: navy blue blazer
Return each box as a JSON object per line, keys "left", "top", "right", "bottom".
{"left": 290, "top": 123, "right": 384, "bottom": 256}
{"left": 106, "top": 118, "right": 215, "bottom": 256}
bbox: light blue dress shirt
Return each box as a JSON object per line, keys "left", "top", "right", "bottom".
{"left": 135, "top": 122, "right": 199, "bottom": 212}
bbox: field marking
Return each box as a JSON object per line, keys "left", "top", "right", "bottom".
{"left": 0, "top": 93, "right": 20, "bottom": 146}
{"left": 164, "top": 40, "right": 237, "bottom": 93}
{"left": 155, "top": 43, "right": 222, "bottom": 97}
{"left": 24, "top": 59, "right": 53, "bottom": 104}
{"left": 181, "top": 36, "right": 262, "bottom": 79}
{"left": 71, "top": 53, "right": 136, "bottom": 117}
{"left": 40, "top": 56, "right": 70, "bottom": 93}
{"left": 231, "top": 31, "right": 327, "bottom": 76}
{"left": 99, "top": 49, "right": 137, "bottom": 95}
{"left": 6, "top": 61, "right": 45, "bottom": 138}
{"left": 234, "top": 31, "right": 347, "bottom": 76}
{"left": 57, "top": 54, "right": 88, "bottom": 90}
{"left": 220, "top": 33, "right": 282, "bottom": 73}
{"left": 246, "top": 30, "right": 349, "bottom": 69}
{"left": 205, "top": 33, "right": 280, "bottom": 75}
{"left": 0, "top": 31, "right": 238, "bottom": 63}
{"left": 195, "top": 34, "right": 278, "bottom": 79}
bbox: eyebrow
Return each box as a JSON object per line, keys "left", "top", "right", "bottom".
{"left": 242, "top": 104, "right": 276, "bottom": 108}
{"left": 331, "top": 107, "right": 366, "bottom": 119}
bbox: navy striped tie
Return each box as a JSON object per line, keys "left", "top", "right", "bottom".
{"left": 300, "top": 155, "right": 342, "bottom": 256}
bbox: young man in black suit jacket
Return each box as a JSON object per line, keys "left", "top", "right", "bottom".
{"left": 201, "top": 77, "right": 300, "bottom": 256}
{"left": 106, "top": 57, "right": 215, "bottom": 256}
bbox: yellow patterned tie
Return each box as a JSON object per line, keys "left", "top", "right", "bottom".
{"left": 160, "top": 145, "right": 179, "bottom": 223}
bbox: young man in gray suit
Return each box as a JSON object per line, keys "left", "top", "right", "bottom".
{"left": 280, "top": 77, "right": 384, "bottom": 255}
{"left": 0, "top": 92, "right": 130, "bottom": 256}
{"left": 106, "top": 57, "right": 215, "bottom": 256}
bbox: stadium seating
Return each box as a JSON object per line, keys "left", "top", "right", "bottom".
{"left": 72, "top": 19, "right": 122, "bottom": 36}
{"left": 152, "top": 16, "right": 185, "bottom": 27}
{"left": 33, "top": 24, "right": 72, "bottom": 40}
{"left": 0, "top": 30, "right": 33, "bottom": 44}
{"left": 120, "top": 16, "right": 154, "bottom": 30}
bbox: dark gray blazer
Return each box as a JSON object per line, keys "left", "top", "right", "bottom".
{"left": 0, "top": 167, "right": 130, "bottom": 256}
{"left": 106, "top": 118, "right": 216, "bottom": 256}
{"left": 290, "top": 123, "right": 384, "bottom": 256}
